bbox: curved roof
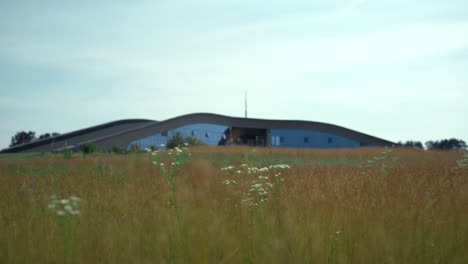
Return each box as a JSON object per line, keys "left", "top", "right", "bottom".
{"left": 1, "top": 113, "right": 395, "bottom": 153}
{"left": 92, "top": 113, "right": 395, "bottom": 149}
{"left": 1, "top": 119, "right": 155, "bottom": 153}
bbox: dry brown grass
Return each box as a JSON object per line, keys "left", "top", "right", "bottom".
{"left": 0, "top": 147, "right": 467, "bottom": 263}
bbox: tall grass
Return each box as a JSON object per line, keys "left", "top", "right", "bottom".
{"left": 0, "top": 147, "right": 467, "bottom": 263}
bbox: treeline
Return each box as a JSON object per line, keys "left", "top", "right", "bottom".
{"left": 10, "top": 131, "right": 60, "bottom": 147}
{"left": 397, "top": 138, "right": 467, "bottom": 150}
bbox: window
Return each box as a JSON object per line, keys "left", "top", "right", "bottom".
{"left": 272, "top": 136, "right": 282, "bottom": 146}
{"left": 272, "top": 136, "right": 281, "bottom": 146}
{"left": 280, "top": 136, "right": 285, "bottom": 144}
{"left": 328, "top": 137, "right": 333, "bottom": 143}
{"left": 191, "top": 130, "right": 196, "bottom": 136}
{"left": 304, "top": 137, "right": 309, "bottom": 143}
{"left": 205, "top": 132, "right": 209, "bottom": 138}
{"left": 162, "top": 131, "right": 168, "bottom": 136}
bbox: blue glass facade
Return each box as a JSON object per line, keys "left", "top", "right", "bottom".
{"left": 127, "top": 123, "right": 229, "bottom": 150}
{"left": 270, "top": 129, "right": 360, "bottom": 149}
{"left": 128, "top": 123, "right": 361, "bottom": 150}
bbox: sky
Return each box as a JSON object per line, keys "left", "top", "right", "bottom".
{"left": 0, "top": 0, "right": 467, "bottom": 149}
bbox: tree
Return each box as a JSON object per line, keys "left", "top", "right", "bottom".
{"left": 38, "top": 132, "right": 60, "bottom": 139}
{"left": 425, "top": 138, "right": 467, "bottom": 150}
{"left": 10, "top": 131, "right": 36, "bottom": 147}
{"left": 403, "top": 140, "right": 423, "bottom": 149}
{"left": 396, "top": 140, "right": 423, "bottom": 149}
{"left": 39, "top": 133, "right": 50, "bottom": 139}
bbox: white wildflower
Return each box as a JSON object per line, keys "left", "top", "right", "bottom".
{"left": 241, "top": 198, "right": 253, "bottom": 203}
{"left": 70, "top": 196, "right": 81, "bottom": 202}
{"left": 221, "top": 166, "right": 235, "bottom": 171}
{"left": 270, "top": 164, "right": 291, "bottom": 170}
{"left": 251, "top": 183, "right": 263, "bottom": 189}
{"left": 49, "top": 195, "right": 81, "bottom": 216}
{"left": 71, "top": 210, "right": 80, "bottom": 215}
{"left": 64, "top": 205, "right": 73, "bottom": 213}
{"left": 258, "top": 188, "right": 267, "bottom": 195}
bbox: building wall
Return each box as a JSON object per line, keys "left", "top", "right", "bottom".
{"left": 128, "top": 122, "right": 361, "bottom": 150}
{"left": 127, "top": 123, "right": 228, "bottom": 150}
{"left": 270, "top": 129, "right": 360, "bottom": 149}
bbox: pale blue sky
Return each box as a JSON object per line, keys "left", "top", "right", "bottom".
{"left": 1, "top": 0, "right": 467, "bottom": 149}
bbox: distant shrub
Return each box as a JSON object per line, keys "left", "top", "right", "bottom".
{"left": 80, "top": 143, "right": 97, "bottom": 155}
{"left": 129, "top": 144, "right": 141, "bottom": 153}
{"left": 167, "top": 132, "right": 205, "bottom": 149}
{"left": 167, "top": 132, "right": 186, "bottom": 149}
{"left": 186, "top": 135, "right": 203, "bottom": 146}
{"left": 111, "top": 145, "right": 123, "bottom": 154}
{"left": 63, "top": 141, "right": 72, "bottom": 159}
{"left": 150, "top": 145, "right": 158, "bottom": 151}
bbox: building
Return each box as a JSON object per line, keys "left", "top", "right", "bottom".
{"left": 0, "top": 113, "right": 395, "bottom": 153}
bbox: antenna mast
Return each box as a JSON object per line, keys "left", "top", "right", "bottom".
{"left": 244, "top": 91, "right": 247, "bottom": 118}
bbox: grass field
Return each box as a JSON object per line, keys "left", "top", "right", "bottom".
{"left": 1, "top": 146, "right": 467, "bottom": 263}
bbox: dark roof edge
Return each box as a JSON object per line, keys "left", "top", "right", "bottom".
{"left": 1, "top": 119, "right": 156, "bottom": 153}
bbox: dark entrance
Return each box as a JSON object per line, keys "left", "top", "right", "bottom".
{"left": 230, "top": 127, "right": 267, "bottom": 146}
